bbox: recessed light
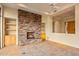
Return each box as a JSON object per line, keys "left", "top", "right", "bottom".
{"left": 44, "top": 12, "right": 50, "bottom": 15}
{"left": 18, "top": 4, "right": 28, "bottom": 8}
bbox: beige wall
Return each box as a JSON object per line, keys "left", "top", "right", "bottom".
{"left": 42, "top": 4, "right": 79, "bottom": 48}
{"left": 4, "top": 6, "right": 18, "bottom": 19}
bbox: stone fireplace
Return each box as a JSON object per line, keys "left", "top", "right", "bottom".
{"left": 18, "top": 9, "right": 41, "bottom": 45}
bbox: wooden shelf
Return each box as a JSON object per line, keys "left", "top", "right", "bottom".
{"left": 6, "top": 23, "right": 16, "bottom": 26}
{"left": 6, "top": 29, "right": 16, "bottom": 31}
{"left": 5, "top": 17, "right": 16, "bottom": 35}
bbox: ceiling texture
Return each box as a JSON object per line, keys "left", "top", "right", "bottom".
{"left": 2, "top": 3, "right": 76, "bottom": 15}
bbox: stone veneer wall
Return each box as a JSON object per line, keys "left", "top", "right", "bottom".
{"left": 18, "top": 9, "right": 41, "bottom": 45}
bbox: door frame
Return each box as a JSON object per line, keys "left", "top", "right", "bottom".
{"left": 0, "top": 4, "right": 4, "bottom": 48}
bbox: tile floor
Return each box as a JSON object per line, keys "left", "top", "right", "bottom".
{"left": 0, "top": 40, "right": 79, "bottom": 56}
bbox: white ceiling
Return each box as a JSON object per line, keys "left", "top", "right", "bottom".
{"left": 2, "top": 3, "right": 76, "bottom": 15}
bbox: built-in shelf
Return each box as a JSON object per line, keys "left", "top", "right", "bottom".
{"left": 5, "top": 17, "right": 16, "bottom": 35}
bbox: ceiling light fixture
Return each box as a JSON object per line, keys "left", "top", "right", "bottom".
{"left": 44, "top": 12, "right": 49, "bottom": 15}
{"left": 47, "top": 3, "right": 59, "bottom": 15}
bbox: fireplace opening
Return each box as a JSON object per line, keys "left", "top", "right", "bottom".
{"left": 27, "top": 32, "right": 35, "bottom": 39}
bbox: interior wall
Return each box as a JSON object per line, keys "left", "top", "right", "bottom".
{"left": 54, "top": 20, "right": 61, "bottom": 33}
{"left": 4, "top": 6, "right": 18, "bottom": 19}
{"left": 43, "top": 4, "right": 79, "bottom": 48}
{"left": 60, "top": 21, "right": 65, "bottom": 33}
{"left": 18, "top": 9, "right": 41, "bottom": 46}
{"left": 75, "top": 4, "right": 79, "bottom": 43}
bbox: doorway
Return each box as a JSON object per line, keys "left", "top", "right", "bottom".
{"left": 67, "top": 21, "right": 75, "bottom": 34}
